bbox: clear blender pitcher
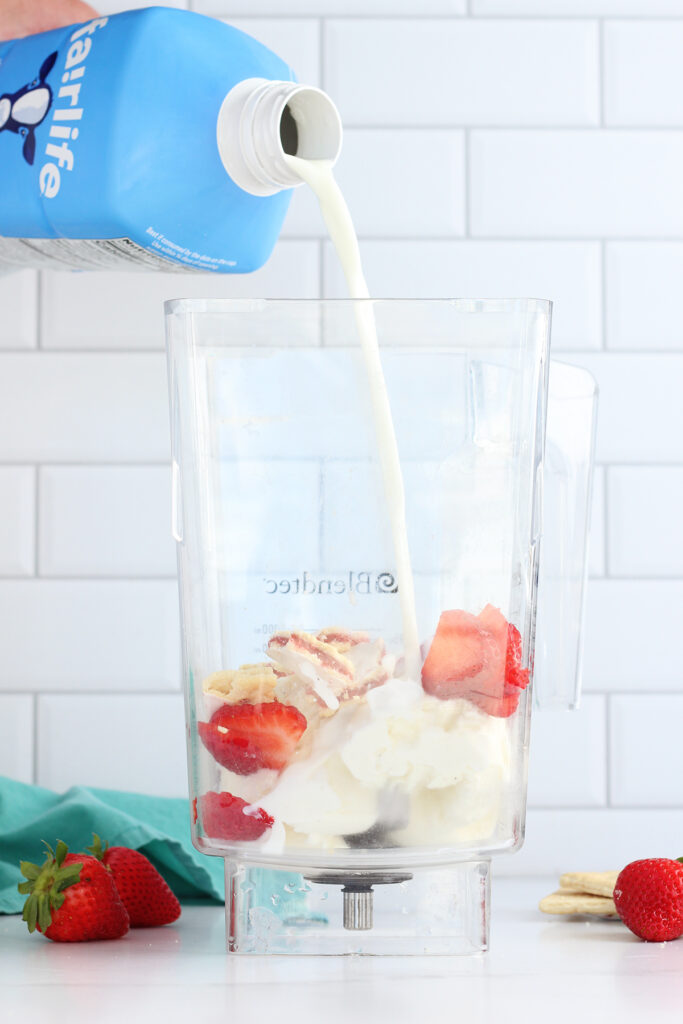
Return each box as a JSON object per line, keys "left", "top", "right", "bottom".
{"left": 164, "top": 298, "right": 596, "bottom": 955}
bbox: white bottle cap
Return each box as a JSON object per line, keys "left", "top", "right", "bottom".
{"left": 217, "top": 78, "right": 343, "bottom": 197}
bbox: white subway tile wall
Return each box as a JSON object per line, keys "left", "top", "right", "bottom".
{"left": 610, "top": 695, "right": 683, "bottom": 807}
{"left": 470, "top": 131, "right": 683, "bottom": 237}
{"left": 588, "top": 468, "right": 606, "bottom": 577}
{"left": 475, "top": 1, "right": 683, "bottom": 13}
{"left": 0, "top": 272, "right": 38, "bottom": 350}
{"left": 40, "top": 244, "right": 320, "bottom": 350}
{"left": 0, "top": 695, "right": 34, "bottom": 784}
{"left": 605, "top": 243, "right": 683, "bottom": 350}
{"left": 0, "top": 581, "right": 180, "bottom": 691}
{"left": 1, "top": 2, "right": 681, "bottom": 870}
{"left": 324, "top": 240, "right": 601, "bottom": 348}
{"left": 38, "top": 467, "right": 176, "bottom": 577}
{"left": 282, "top": 130, "right": 467, "bottom": 238}
{"left": 604, "top": 22, "right": 683, "bottom": 126}
{"left": 608, "top": 468, "right": 683, "bottom": 577}
{"left": 324, "top": 21, "right": 600, "bottom": 127}
{"left": 0, "top": 467, "right": 35, "bottom": 576}
{"left": 36, "top": 695, "right": 187, "bottom": 796}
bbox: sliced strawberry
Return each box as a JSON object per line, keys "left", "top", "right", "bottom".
{"left": 421, "top": 605, "right": 530, "bottom": 718}
{"left": 421, "top": 608, "right": 506, "bottom": 701}
{"left": 477, "top": 603, "right": 508, "bottom": 647}
{"left": 198, "top": 700, "right": 306, "bottom": 775}
{"left": 199, "top": 792, "right": 274, "bottom": 841}
{"left": 505, "top": 623, "right": 530, "bottom": 690}
{"left": 468, "top": 688, "right": 521, "bottom": 719}
{"left": 421, "top": 610, "right": 486, "bottom": 698}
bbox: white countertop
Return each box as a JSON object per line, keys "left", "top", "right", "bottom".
{"left": 2, "top": 877, "right": 682, "bottom": 1023}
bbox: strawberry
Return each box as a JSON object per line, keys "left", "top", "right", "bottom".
{"left": 198, "top": 700, "right": 306, "bottom": 774}
{"left": 613, "top": 858, "right": 683, "bottom": 942}
{"left": 87, "top": 834, "right": 181, "bottom": 928}
{"left": 18, "top": 840, "right": 129, "bottom": 942}
{"left": 505, "top": 622, "right": 530, "bottom": 690}
{"left": 199, "top": 791, "right": 274, "bottom": 841}
{"left": 421, "top": 605, "right": 530, "bottom": 718}
{"left": 421, "top": 610, "right": 487, "bottom": 694}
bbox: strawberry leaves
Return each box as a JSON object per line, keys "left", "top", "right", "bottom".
{"left": 18, "top": 839, "right": 83, "bottom": 934}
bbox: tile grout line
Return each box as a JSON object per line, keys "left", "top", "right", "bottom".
{"left": 0, "top": 687, "right": 674, "bottom": 698}
{"left": 195, "top": 13, "right": 683, "bottom": 22}
{"left": 318, "top": 239, "right": 325, "bottom": 298}
{"left": 0, "top": 460, "right": 172, "bottom": 469}
{"left": 598, "top": 19, "right": 606, "bottom": 128}
{"left": 1, "top": 457, "right": 682, "bottom": 471}
{"left": 600, "top": 239, "right": 608, "bottom": 350}
{"left": 319, "top": 16, "right": 325, "bottom": 91}
{"left": 5, "top": 235, "right": 683, "bottom": 259}
{"left": 605, "top": 694, "right": 613, "bottom": 807}
{"left": 7, "top": 690, "right": 183, "bottom": 699}
{"left": 287, "top": 233, "right": 683, "bottom": 244}
{"left": 315, "top": 0, "right": 324, "bottom": 309}
{"left": 0, "top": 572, "right": 682, "bottom": 586}
{"left": 35, "top": 272, "right": 43, "bottom": 350}
{"left": 32, "top": 693, "right": 39, "bottom": 785}
{"left": 464, "top": 128, "right": 471, "bottom": 238}
{"left": 6, "top": 573, "right": 683, "bottom": 583}
{"left": 599, "top": 468, "right": 609, "bottom": 583}
{"left": 1, "top": 575, "right": 179, "bottom": 582}
{"left": 33, "top": 466, "right": 40, "bottom": 577}
{"left": 603, "top": 467, "right": 611, "bottom": 577}
{"left": 526, "top": 805, "right": 683, "bottom": 812}
{"left": 335, "top": 124, "right": 683, "bottom": 132}
{"left": 318, "top": 460, "right": 325, "bottom": 570}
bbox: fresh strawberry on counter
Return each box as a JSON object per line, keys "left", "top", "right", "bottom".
{"left": 87, "top": 834, "right": 181, "bottom": 928}
{"left": 613, "top": 858, "right": 683, "bottom": 942}
{"left": 18, "top": 840, "right": 129, "bottom": 942}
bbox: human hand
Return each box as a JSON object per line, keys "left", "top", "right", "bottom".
{"left": 0, "top": 0, "right": 99, "bottom": 41}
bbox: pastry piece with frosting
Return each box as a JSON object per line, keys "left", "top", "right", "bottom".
{"left": 267, "top": 628, "right": 395, "bottom": 709}
{"left": 267, "top": 631, "right": 354, "bottom": 710}
{"left": 317, "top": 627, "right": 370, "bottom": 653}
{"left": 202, "top": 663, "right": 279, "bottom": 705}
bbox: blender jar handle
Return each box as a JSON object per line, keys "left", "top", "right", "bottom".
{"left": 533, "top": 360, "right": 599, "bottom": 711}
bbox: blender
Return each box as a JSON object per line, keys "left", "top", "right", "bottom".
{"left": 164, "top": 297, "right": 596, "bottom": 954}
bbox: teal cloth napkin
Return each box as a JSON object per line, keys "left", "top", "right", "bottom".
{"left": 0, "top": 775, "right": 224, "bottom": 914}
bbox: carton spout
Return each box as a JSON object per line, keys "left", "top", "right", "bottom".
{"left": 217, "top": 78, "right": 342, "bottom": 197}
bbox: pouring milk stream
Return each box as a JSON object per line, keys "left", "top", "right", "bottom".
{"left": 285, "top": 155, "right": 421, "bottom": 681}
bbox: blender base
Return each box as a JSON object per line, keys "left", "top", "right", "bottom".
{"left": 224, "top": 858, "right": 490, "bottom": 955}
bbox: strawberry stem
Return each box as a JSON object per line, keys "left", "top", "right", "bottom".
{"left": 86, "top": 833, "right": 109, "bottom": 861}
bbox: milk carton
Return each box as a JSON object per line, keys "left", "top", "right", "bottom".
{"left": 0, "top": 7, "right": 341, "bottom": 271}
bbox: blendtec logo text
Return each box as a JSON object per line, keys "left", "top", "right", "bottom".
{"left": 264, "top": 571, "right": 398, "bottom": 596}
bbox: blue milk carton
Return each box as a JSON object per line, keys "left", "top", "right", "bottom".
{"left": 0, "top": 7, "right": 341, "bottom": 271}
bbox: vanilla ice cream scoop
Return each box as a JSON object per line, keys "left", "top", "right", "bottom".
{"left": 258, "top": 678, "right": 510, "bottom": 849}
